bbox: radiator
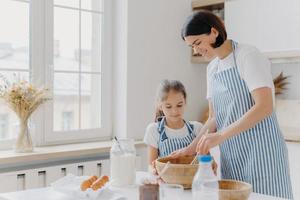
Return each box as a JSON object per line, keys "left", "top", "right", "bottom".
{"left": 0, "top": 155, "right": 142, "bottom": 193}
{"left": 0, "top": 159, "right": 110, "bottom": 193}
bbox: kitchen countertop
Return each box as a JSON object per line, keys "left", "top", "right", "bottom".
{"left": 0, "top": 172, "right": 288, "bottom": 200}
{"left": 0, "top": 186, "right": 288, "bottom": 200}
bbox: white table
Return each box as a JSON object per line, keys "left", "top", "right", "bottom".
{"left": 0, "top": 186, "right": 287, "bottom": 200}
{"left": 0, "top": 172, "right": 287, "bottom": 200}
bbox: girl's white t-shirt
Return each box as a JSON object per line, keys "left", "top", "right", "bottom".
{"left": 143, "top": 121, "right": 203, "bottom": 148}
{"left": 206, "top": 43, "right": 275, "bottom": 106}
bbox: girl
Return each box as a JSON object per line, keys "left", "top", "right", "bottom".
{"left": 172, "top": 10, "right": 293, "bottom": 199}
{"left": 143, "top": 80, "right": 204, "bottom": 173}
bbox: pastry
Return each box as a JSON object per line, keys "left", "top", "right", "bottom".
{"left": 91, "top": 175, "right": 109, "bottom": 191}
{"left": 80, "top": 175, "right": 98, "bottom": 191}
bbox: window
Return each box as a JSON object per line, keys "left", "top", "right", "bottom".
{"left": 0, "top": 0, "right": 30, "bottom": 144}
{"left": 61, "top": 111, "right": 74, "bottom": 131}
{"left": 0, "top": 0, "right": 112, "bottom": 147}
{"left": 53, "top": 1, "right": 102, "bottom": 131}
{"left": 0, "top": 114, "right": 9, "bottom": 139}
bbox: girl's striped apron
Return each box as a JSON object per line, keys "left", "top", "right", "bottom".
{"left": 157, "top": 117, "right": 196, "bottom": 157}
{"left": 211, "top": 41, "right": 293, "bottom": 199}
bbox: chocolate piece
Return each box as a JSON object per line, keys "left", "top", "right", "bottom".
{"left": 139, "top": 184, "right": 159, "bottom": 200}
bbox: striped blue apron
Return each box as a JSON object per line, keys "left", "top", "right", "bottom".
{"left": 157, "top": 117, "right": 196, "bottom": 157}
{"left": 211, "top": 41, "right": 293, "bottom": 199}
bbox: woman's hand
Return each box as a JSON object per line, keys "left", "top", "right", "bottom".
{"left": 169, "top": 146, "right": 195, "bottom": 158}
{"left": 196, "top": 132, "right": 226, "bottom": 155}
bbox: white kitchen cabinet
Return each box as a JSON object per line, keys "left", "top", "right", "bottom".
{"left": 287, "top": 142, "right": 300, "bottom": 199}
{"left": 225, "top": 0, "right": 300, "bottom": 52}
{"left": 0, "top": 173, "right": 18, "bottom": 193}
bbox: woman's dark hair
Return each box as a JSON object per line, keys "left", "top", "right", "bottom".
{"left": 154, "top": 80, "right": 187, "bottom": 122}
{"left": 181, "top": 10, "right": 227, "bottom": 48}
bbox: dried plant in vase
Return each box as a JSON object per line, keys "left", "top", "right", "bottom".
{"left": 199, "top": 72, "right": 290, "bottom": 123}
{"left": 0, "top": 74, "right": 50, "bottom": 152}
{"left": 273, "top": 72, "right": 290, "bottom": 95}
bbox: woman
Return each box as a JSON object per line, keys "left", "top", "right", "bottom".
{"left": 172, "top": 10, "right": 293, "bottom": 199}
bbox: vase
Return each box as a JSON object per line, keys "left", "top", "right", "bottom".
{"left": 14, "top": 118, "right": 33, "bottom": 153}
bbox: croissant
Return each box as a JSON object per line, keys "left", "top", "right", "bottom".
{"left": 91, "top": 175, "right": 109, "bottom": 191}
{"left": 80, "top": 175, "right": 98, "bottom": 191}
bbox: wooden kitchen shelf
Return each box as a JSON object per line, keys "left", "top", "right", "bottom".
{"left": 192, "top": 0, "right": 224, "bottom": 10}
{"left": 191, "top": 55, "right": 209, "bottom": 63}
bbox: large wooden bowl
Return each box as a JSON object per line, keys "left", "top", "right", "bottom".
{"left": 218, "top": 179, "right": 252, "bottom": 200}
{"left": 155, "top": 156, "right": 198, "bottom": 188}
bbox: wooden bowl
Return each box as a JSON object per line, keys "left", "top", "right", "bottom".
{"left": 155, "top": 156, "right": 198, "bottom": 188}
{"left": 218, "top": 179, "right": 252, "bottom": 200}
{"left": 155, "top": 156, "right": 252, "bottom": 200}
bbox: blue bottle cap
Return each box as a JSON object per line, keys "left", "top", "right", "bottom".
{"left": 198, "top": 155, "right": 212, "bottom": 163}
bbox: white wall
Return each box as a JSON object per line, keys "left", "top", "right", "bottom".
{"left": 111, "top": 1, "right": 300, "bottom": 198}
{"left": 112, "top": 0, "right": 128, "bottom": 139}
{"left": 225, "top": 0, "right": 300, "bottom": 52}
{"left": 112, "top": 0, "right": 208, "bottom": 140}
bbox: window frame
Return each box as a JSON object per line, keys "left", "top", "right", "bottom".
{"left": 0, "top": 114, "right": 9, "bottom": 138}
{"left": 43, "top": 0, "right": 112, "bottom": 145}
{"left": 0, "top": 0, "right": 31, "bottom": 149}
{"left": 0, "top": 0, "right": 112, "bottom": 148}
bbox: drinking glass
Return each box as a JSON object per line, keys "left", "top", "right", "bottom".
{"left": 159, "top": 183, "right": 184, "bottom": 200}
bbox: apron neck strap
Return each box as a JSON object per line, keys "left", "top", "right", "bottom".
{"left": 231, "top": 40, "right": 238, "bottom": 68}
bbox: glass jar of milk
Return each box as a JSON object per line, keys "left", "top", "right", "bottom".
{"left": 110, "top": 138, "right": 136, "bottom": 187}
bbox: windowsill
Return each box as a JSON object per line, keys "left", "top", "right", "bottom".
{"left": 0, "top": 140, "right": 146, "bottom": 167}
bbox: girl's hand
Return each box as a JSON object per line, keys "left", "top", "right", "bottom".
{"left": 169, "top": 146, "right": 195, "bottom": 158}
{"left": 150, "top": 161, "right": 158, "bottom": 175}
{"left": 212, "top": 156, "right": 218, "bottom": 176}
{"left": 145, "top": 162, "right": 165, "bottom": 185}
{"left": 196, "top": 132, "right": 226, "bottom": 155}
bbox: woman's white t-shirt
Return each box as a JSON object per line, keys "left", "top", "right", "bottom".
{"left": 206, "top": 43, "right": 275, "bottom": 106}
{"left": 143, "top": 121, "right": 203, "bottom": 148}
